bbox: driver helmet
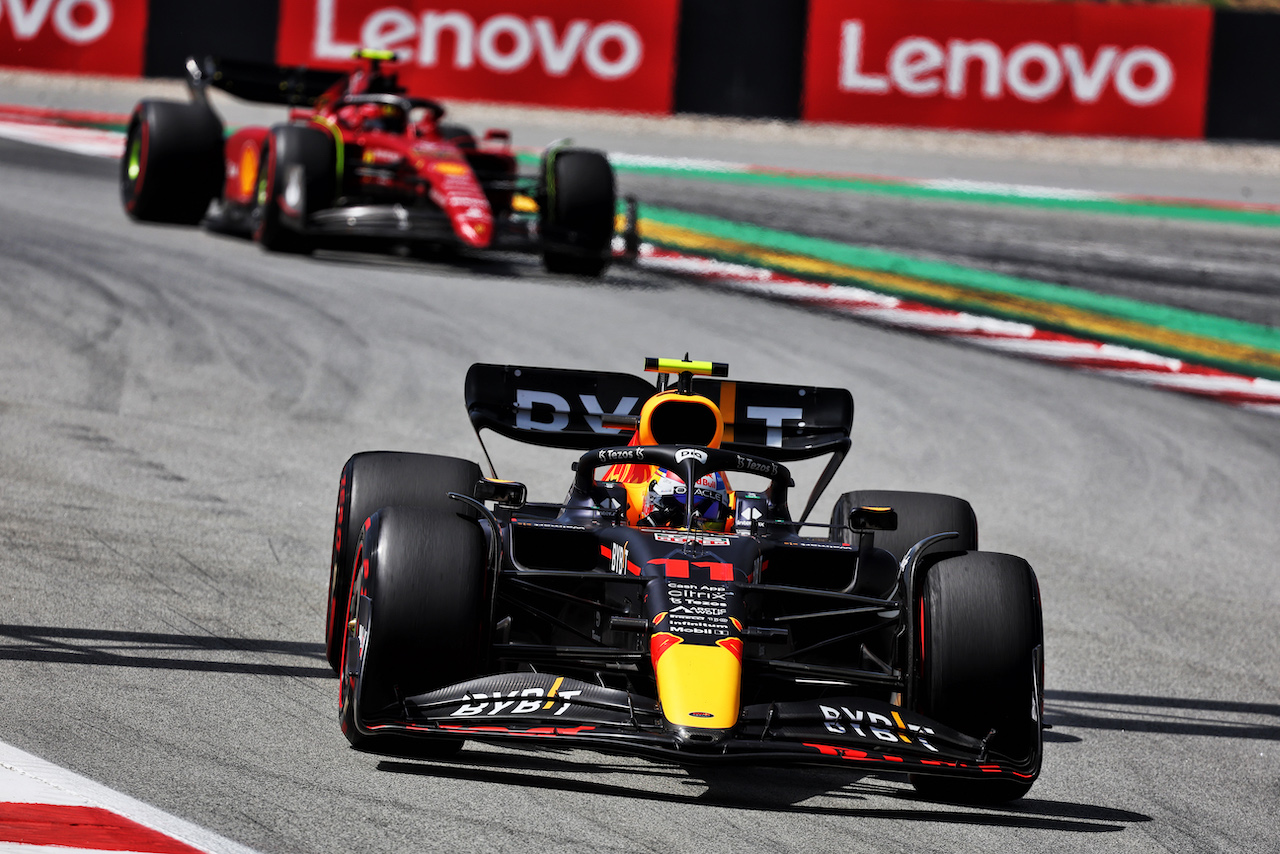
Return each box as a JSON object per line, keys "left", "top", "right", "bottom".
{"left": 640, "top": 468, "right": 731, "bottom": 531}
{"left": 358, "top": 102, "right": 406, "bottom": 133}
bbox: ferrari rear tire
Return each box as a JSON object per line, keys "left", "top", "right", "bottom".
{"left": 830, "top": 489, "right": 977, "bottom": 563}
{"left": 540, "top": 148, "right": 615, "bottom": 278}
{"left": 253, "top": 124, "right": 335, "bottom": 254}
{"left": 120, "top": 99, "right": 222, "bottom": 225}
{"left": 339, "top": 505, "right": 489, "bottom": 756}
{"left": 326, "top": 452, "right": 482, "bottom": 671}
{"left": 437, "top": 123, "right": 477, "bottom": 150}
{"left": 911, "top": 550, "right": 1043, "bottom": 804}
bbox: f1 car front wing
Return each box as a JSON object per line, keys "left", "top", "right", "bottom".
{"left": 355, "top": 672, "right": 1040, "bottom": 782}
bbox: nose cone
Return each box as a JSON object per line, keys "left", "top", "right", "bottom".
{"left": 455, "top": 216, "right": 492, "bottom": 248}
{"left": 651, "top": 635, "right": 741, "bottom": 747}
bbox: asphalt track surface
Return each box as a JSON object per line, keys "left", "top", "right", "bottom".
{"left": 1, "top": 116, "right": 1279, "bottom": 852}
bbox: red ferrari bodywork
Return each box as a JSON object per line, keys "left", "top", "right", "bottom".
{"left": 122, "top": 52, "right": 621, "bottom": 276}
{"left": 217, "top": 53, "right": 519, "bottom": 250}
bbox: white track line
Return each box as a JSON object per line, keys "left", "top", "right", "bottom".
{"left": 0, "top": 120, "right": 124, "bottom": 158}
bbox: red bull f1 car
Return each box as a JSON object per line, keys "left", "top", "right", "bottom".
{"left": 327, "top": 358, "right": 1044, "bottom": 803}
{"left": 120, "top": 51, "right": 619, "bottom": 276}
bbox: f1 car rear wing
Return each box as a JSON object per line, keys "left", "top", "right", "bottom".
{"left": 465, "top": 363, "right": 854, "bottom": 521}
{"left": 185, "top": 55, "right": 345, "bottom": 107}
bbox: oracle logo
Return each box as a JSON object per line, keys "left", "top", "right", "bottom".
{"left": 0, "top": 0, "right": 113, "bottom": 44}
{"left": 312, "top": 0, "right": 644, "bottom": 80}
{"left": 839, "top": 19, "right": 1174, "bottom": 107}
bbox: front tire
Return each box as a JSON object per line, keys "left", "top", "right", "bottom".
{"left": 911, "top": 550, "right": 1043, "bottom": 803}
{"left": 339, "top": 505, "right": 489, "bottom": 756}
{"left": 540, "top": 148, "right": 615, "bottom": 277}
{"left": 120, "top": 100, "right": 222, "bottom": 225}
{"left": 326, "top": 452, "right": 483, "bottom": 671}
{"left": 253, "top": 124, "right": 335, "bottom": 254}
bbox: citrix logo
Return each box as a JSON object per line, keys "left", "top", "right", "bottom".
{"left": 839, "top": 19, "right": 1175, "bottom": 107}
{"left": 313, "top": 0, "right": 644, "bottom": 81}
{"left": 0, "top": 0, "right": 113, "bottom": 44}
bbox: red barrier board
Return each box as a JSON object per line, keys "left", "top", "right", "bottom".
{"left": 0, "top": 0, "right": 147, "bottom": 76}
{"left": 277, "top": 0, "right": 680, "bottom": 114}
{"left": 804, "top": 0, "right": 1213, "bottom": 138}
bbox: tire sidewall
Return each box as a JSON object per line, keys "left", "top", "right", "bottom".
{"left": 912, "top": 550, "right": 1043, "bottom": 801}
{"left": 120, "top": 99, "right": 222, "bottom": 224}
{"left": 345, "top": 505, "right": 489, "bottom": 729}
{"left": 540, "top": 147, "right": 615, "bottom": 276}
{"left": 325, "top": 452, "right": 483, "bottom": 670}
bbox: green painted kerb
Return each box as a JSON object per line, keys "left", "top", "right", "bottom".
{"left": 627, "top": 164, "right": 1280, "bottom": 229}
{"left": 638, "top": 204, "right": 1280, "bottom": 382}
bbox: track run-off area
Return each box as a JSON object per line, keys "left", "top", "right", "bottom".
{"left": 1, "top": 73, "right": 1278, "bottom": 853}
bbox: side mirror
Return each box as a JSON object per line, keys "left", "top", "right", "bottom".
{"left": 474, "top": 478, "right": 527, "bottom": 509}
{"left": 849, "top": 505, "right": 897, "bottom": 533}
{"left": 842, "top": 505, "right": 897, "bottom": 595}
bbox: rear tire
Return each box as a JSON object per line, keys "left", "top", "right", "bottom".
{"left": 253, "top": 124, "right": 335, "bottom": 254}
{"left": 437, "top": 123, "right": 477, "bottom": 149}
{"left": 911, "top": 550, "right": 1043, "bottom": 804}
{"left": 339, "top": 505, "right": 489, "bottom": 756}
{"left": 326, "top": 452, "right": 482, "bottom": 671}
{"left": 830, "top": 489, "right": 977, "bottom": 563}
{"left": 120, "top": 100, "right": 222, "bottom": 225}
{"left": 540, "top": 148, "right": 615, "bottom": 277}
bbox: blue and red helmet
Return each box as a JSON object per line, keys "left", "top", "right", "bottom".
{"left": 640, "top": 468, "right": 731, "bottom": 531}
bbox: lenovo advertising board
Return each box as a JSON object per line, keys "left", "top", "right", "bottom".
{"left": 0, "top": 0, "right": 147, "bottom": 75}
{"left": 804, "top": 0, "right": 1213, "bottom": 138}
{"left": 277, "top": 0, "right": 680, "bottom": 114}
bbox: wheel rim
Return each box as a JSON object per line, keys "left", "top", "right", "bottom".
{"left": 126, "top": 137, "right": 141, "bottom": 182}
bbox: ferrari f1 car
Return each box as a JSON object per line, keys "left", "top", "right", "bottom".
{"left": 327, "top": 358, "right": 1044, "bottom": 803}
{"left": 120, "top": 51, "right": 618, "bottom": 276}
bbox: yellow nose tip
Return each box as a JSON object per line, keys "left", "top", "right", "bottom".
{"left": 652, "top": 641, "right": 741, "bottom": 729}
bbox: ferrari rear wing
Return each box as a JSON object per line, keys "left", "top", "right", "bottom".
{"left": 185, "top": 55, "right": 345, "bottom": 107}
{"left": 465, "top": 363, "right": 853, "bottom": 462}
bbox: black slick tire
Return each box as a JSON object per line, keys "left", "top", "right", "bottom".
{"left": 120, "top": 99, "right": 222, "bottom": 225}
{"left": 540, "top": 147, "right": 615, "bottom": 277}
{"left": 911, "top": 550, "right": 1043, "bottom": 804}
{"left": 338, "top": 505, "right": 488, "bottom": 756}
{"left": 326, "top": 452, "right": 482, "bottom": 671}
{"left": 253, "top": 124, "right": 335, "bottom": 253}
{"left": 437, "top": 123, "right": 477, "bottom": 150}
